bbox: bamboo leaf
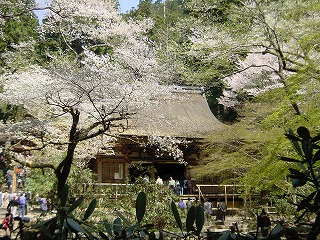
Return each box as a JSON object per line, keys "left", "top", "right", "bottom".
{"left": 270, "top": 224, "right": 282, "bottom": 236}
{"left": 186, "top": 206, "right": 196, "bottom": 232}
{"left": 83, "top": 199, "right": 96, "bottom": 221}
{"left": 171, "top": 200, "right": 183, "bottom": 232}
{"left": 41, "top": 224, "right": 54, "bottom": 239}
{"left": 136, "top": 192, "right": 146, "bottom": 223}
{"left": 313, "top": 149, "right": 320, "bottom": 162}
{"left": 292, "top": 178, "right": 307, "bottom": 187}
{"left": 103, "top": 221, "right": 113, "bottom": 236}
{"left": 297, "top": 126, "right": 311, "bottom": 139}
{"left": 297, "top": 191, "right": 316, "bottom": 211}
{"left": 66, "top": 217, "right": 86, "bottom": 233}
{"left": 113, "top": 217, "right": 122, "bottom": 235}
{"left": 99, "top": 232, "right": 110, "bottom": 240}
{"left": 280, "top": 156, "right": 302, "bottom": 163}
{"left": 68, "top": 196, "right": 84, "bottom": 213}
{"left": 195, "top": 206, "right": 204, "bottom": 234}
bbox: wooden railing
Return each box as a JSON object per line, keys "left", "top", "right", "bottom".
{"left": 196, "top": 184, "right": 242, "bottom": 211}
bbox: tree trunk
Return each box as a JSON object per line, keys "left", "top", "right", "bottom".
{"left": 55, "top": 108, "right": 80, "bottom": 198}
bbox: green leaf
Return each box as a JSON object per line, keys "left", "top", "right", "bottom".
{"left": 297, "top": 126, "right": 311, "bottom": 140}
{"left": 312, "top": 134, "right": 320, "bottom": 142}
{"left": 297, "top": 191, "right": 316, "bottom": 211}
{"left": 66, "top": 217, "right": 86, "bottom": 233}
{"left": 288, "top": 168, "right": 306, "bottom": 178}
{"left": 99, "top": 232, "right": 110, "bottom": 240}
{"left": 171, "top": 200, "right": 183, "bottom": 232}
{"left": 217, "top": 232, "right": 230, "bottom": 240}
{"left": 83, "top": 199, "right": 97, "bottom": 221}
{"left": 295, "top": 210, "right": 307, "bottom": 224}
{"left": 280, "top": 156, "right": 302, "bottom": 163}
{"left": 68, "top": 196, "right": 84, "bottom": 213}
{"left": 103, "top": 221, "right": 113, "bottom": 236}
{"left": 270, "top": 224, "right": 282, "bottom": 236}
{"left": 313, "top": 149, "right": 320, "bottom": 162}
{"left": 61, "top": 184, "right": 69, "bottom": 207}
{"left": 41, "top": 224, "right": 54, "bottom": 239}
{"left": 195, "top": 206, "right": 204, "bottom": 234}
{"left": 314, "top": 191, "right": 320, "bottom": 207}
{"left": 116, "top": 210, "right": 131, "bottom": 226}
{"left": 292, "top": 178, "right": 307, "bottom": 187}
{"left": 113, "top": 217, "right": 122, "bottom": 235}
{"left": 286, "top": 129, "right": 303, "bottom": 157}
{"left": 186, "top": 206, "right": 196, "bottom": 232}
{"left": 136, "top": 192, "right": 147, "bottom": 223}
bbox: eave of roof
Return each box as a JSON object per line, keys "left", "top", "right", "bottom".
{"left": 121, "top": 87, "right": 225, "bottom": 138}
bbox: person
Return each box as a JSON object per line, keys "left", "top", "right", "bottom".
{"left": 178, "top": 180, "right": 184, "bottom": 195}
{"left": 174, "top": 180, "right": 181, "bottom": 195}
{"left": 25, "top": 190, "right": 31, "bottom": 214}
{"left": 156, "top": 176, "right": 163, "bottom": 185}
{"left": 217, "top": 199, "right": 227, "bottom": 223}
{"left": 1, "top": 208, "right": 13, "bottom": 236}
{"left": 168, "top": 177, "right": 176, "bottom": 190}
{"left": 18, "top": 193, "right": 26, "bottom": 218}
{"left": 258, "top": 209, "right": 271, "bottom": 237}
{"left": 204, "top": 199, "right": 213, "bottom": 225}
{"left": 7, "top": 196, "right": 18, "bottom": 217}
{"left": 186, "top": 198, "right": 192, "bottom": 210}
{"left": 0, "top": 190, "right": 3, "bottom": 207}
{"left": 40, "top": 197, "right": 48, "bottom": 216}
{"left": 183, "top": 179, "right": 188, "bottom": 195}
{"left": 187, "top": 177, "right": 193, "bottom": 194}
{"left": 5, "top": 170, "right": 12, "bottom": 189}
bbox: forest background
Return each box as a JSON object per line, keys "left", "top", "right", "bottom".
{"left": 0, "top": 0, "right": 319, "bottom": 236}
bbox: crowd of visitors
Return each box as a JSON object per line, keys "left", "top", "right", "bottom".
{"left": 0, "top": 189, "right": 48, "bottom": 237}
{"left": 156, "top": 176, "right": 194, "bottom": 196}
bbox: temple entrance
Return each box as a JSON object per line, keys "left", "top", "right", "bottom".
{"left": 155, "top": 163, "right": 185, "bottom": 184}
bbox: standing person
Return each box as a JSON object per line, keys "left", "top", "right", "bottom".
{"left": 183, "top": 179, "right": 188, "bottom": 195}
{"left": 18, "top": 193, "right": 26, "bottom": 218}
{"left": 258, "top": 209, "right": 271, "bottom": 237}
{"left": 0, "top": 190, "right": 3, "bottom": 207}
{"left": 168, "top": 177, "right": 176, "bottom": 190}
{"left": 7, "top": 195, "right": 18, "bottom": 217}
{"left": 186, "top": 198, "right": 192, "bottom": 210}
{"left": 155, "top": 176, "right": 163, "bottom": 185}
{"left": 5, "top": 170, "right": 12, "bottom": 189}
{"left": 187, "top": 177, "right": 193, "bottom": 194}
{"left": 174, "top": 180, "right": 181, "bottom": 195}
{"left": 204, "top": 199, "right": 213, "bottom": 225}
{"left": 25, "top": 190, "right": 31, "bottom": 214}
{"left": 217, "top": 199, "right": 227, "bottom": 223}
{"left": 1, "top": 208, "right": 13, "bottom": 236}
{"left": 40, "top": 197, "right": 48, "bottom": 216}
{"left": 2, "top": 191, "right": 8, "bottom": 209}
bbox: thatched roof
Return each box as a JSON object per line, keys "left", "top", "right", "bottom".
{"left": 122, "top": 87, "right": 225, "bottom": 138}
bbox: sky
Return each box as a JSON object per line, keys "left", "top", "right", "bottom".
{"left": 119, "top": 0, "right": 140, "bottom": 13}
{"left": 33, "top": 0, "right": 140, "bottom": 22}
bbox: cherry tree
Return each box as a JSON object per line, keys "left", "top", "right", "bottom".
{"left": 0, "top": 0, "right": 174, "bottom": 197}
{"left": 185, "top": 0, "right": 320, "bottom": 112}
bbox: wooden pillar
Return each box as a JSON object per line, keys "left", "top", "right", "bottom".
{"left": 12, "top": 165, "right": 17, "bottom": 193}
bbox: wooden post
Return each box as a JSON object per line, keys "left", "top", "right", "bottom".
{"left": 12, "top": 165, "right": 17, "bottom": 193}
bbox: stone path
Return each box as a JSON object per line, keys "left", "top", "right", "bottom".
{"left": 0, "top": 205, "right": 47, "bottom": 239}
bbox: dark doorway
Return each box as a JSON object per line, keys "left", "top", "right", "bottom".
{"left": 155, "top": 163, "right": 185, "bottom": 184}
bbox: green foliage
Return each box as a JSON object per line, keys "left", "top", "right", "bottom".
{"left": 34, "top": 184, "right": 98, "bottom": 240}
{"left": 277, "top": 126, "right": 320, "bottom": 239}
{"left": 0, "top": 0, "right": 39, "bottom": 72}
